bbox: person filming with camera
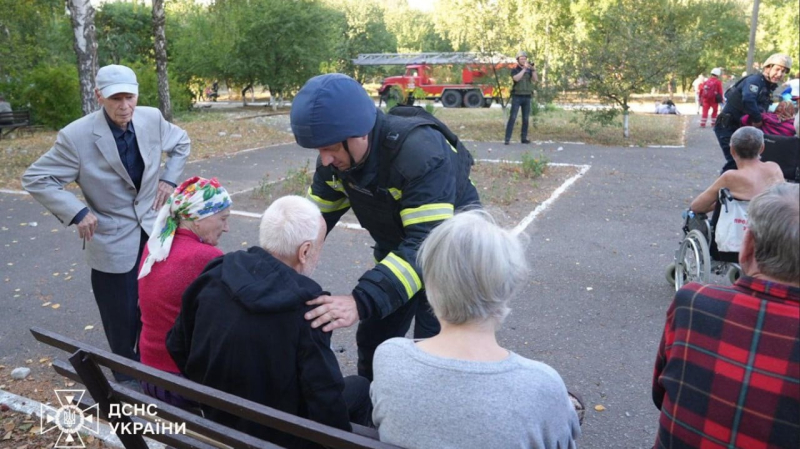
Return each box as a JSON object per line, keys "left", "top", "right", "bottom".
{"left": 504, "top": 50, "right": 538, "bottom": 145}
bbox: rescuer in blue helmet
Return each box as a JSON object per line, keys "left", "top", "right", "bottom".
{"left": 290, "top": 73, "right": 481, "bottom": 380}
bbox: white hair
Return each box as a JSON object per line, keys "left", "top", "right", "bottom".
{"left": 417, "top": 210, "right": 529, "bottom": 325}
{"left": 259, "top": 196, "right": 322, "bottom": 259}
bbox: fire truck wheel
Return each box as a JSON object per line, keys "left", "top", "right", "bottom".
{"left": 441, "top": 90, "right": 462, "bottom": 108}
{"left": 463, "top": 90, "right": 483, "bottom": 108}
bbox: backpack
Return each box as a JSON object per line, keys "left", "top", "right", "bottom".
{"left": 378, "top": 105, "right": 474, "bottom": 193}
{"left": 701, "top": 79, "right": 717, "bottom": 102}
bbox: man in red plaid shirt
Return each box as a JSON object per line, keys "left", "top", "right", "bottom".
{"left": 653, "top": 183, "right": 799, "bottom": 449}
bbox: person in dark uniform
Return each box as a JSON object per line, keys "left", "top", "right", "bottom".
{"left": 714, "top": 53, "right": 792, "bottom": 173}
{"left": 504, "top": 50, "right": 538, "bottom": 145}
{"left": 289, "top": 73, "right": 481, "bottom": 380}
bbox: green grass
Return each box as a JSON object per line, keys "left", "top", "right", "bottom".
{"left": 435, "top": 107, "right": 685, "bottom": 147}
{"left": 253, "top": 160, "right": 312, "bottom": 200}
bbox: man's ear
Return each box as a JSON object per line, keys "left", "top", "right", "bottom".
{"left": 739, "top": 229, "right": 756, "bottom": 274}
{"left": 95, "top": 89, "right": 103, "bottom": 105}
{"left": 757, "top": 143, "right": 765, "bottom": 156}
{"left": 297, "top": 240, "right": 312, "bottom": 265}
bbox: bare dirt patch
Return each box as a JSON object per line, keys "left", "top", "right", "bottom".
{"left": 231, "top": 160, "right": 580, "bottom": 230}
{"left": 472, "top": 162, "right": 580, "bottom": 228}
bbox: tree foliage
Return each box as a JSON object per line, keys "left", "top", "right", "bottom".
{"left": 384, "top": 1, "right": 451, "bottom": 54}
{"left": 756, "top": 0, "right": 800, "bottom": 72}
{"left": 0, "top": 0, "right": 69, "bottom": 83}
{"left": 326, "top": 0, "right": 397, "bottom": 82}
{"left": 22, "top": 63, "right": 83, "bottom": 129}
{"left": 95, "top": 1, "right": 153, "bottom": 66}
{"left": 2, "top": 0, "right": 798, "bottom": 132}
{"left": 170, "top": 0, "right": 340, "bottom": 101}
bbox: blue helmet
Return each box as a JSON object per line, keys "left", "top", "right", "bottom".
{"left": 290, "top": 74, "right": 377, "bottom": 149}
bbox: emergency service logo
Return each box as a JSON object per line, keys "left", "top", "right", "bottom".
{"left": 39, "top": 389, "right": 100, "bottom": 448}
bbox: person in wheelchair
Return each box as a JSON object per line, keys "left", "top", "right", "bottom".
{"left": 689, "top": 126, "right": 784, "bottom": 215}
{"left": 670, "top": 127, "right": 785, "bottom": 287}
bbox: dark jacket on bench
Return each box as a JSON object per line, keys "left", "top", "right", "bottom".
{"left": 167, "top": 246, "right": 351, "bottom": 448}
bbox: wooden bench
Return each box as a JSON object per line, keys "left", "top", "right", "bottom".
{"left": 0, "top": 110, "right": 31, "bottom": 139}
{"left": 31, "top": 327, "right": 401, "bottom": 449}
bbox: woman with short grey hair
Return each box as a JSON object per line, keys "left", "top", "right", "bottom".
{"left": 370, "top": 210, "right": 581, "bottom": 449}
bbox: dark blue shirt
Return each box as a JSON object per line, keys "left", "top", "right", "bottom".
{"left": 104, "top": 110, "right": 145, "bottom": 191}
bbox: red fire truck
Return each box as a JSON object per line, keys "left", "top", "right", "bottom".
{"left": 353, "top": 53, "right": 514, "bottom": 108}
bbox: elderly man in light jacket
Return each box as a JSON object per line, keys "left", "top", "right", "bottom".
{"left": 22, "top": 65, "right": 190, "bottom": 383}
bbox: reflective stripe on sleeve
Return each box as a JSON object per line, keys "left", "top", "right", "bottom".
{"left": 399, "top": 203, "right": 454, "bottom": 227}
{"left": 307, "top": 187, "right": 350, "bottom": 213}
{"left": 325, "top": 179, "right": 346, "bottom": 194}
{"left": 379, "top": 253, "right": 422, "bottom": 300}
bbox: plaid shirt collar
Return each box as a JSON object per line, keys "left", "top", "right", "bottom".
{"left": 734, "top": 275, "right": 800, "bottom": 304}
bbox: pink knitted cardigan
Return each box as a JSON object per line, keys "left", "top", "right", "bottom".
{"left": 138, "top": 228, "right": 223, "bottom": 373}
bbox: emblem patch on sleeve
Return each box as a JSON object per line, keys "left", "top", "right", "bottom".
{"left": 749, "top": 85, "right": 759, "bottom": 93}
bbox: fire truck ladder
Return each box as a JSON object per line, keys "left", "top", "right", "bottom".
{"left": 352, "top": 52, "right": 512, "bottom": 66}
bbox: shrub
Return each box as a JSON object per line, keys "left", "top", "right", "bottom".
{"left": 520, "top": 152, "right": 549, "bottom": 179}
{"left": 21, "top": 64, "right": 83, "bottom": 129}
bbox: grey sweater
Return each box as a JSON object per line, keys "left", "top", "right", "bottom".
{"left": 370, "top": 338, "right": 580, "bottom": 449}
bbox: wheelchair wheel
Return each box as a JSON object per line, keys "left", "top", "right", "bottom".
{"left": 727, "top": 265, "right": 741, "bottom": 284}
{"left": 665, "top": 263, "right": 676, "bottom": 285}
{"left": 675, "top": 230, "right": 711, "bottom": 289}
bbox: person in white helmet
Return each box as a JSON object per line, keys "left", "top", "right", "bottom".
{"left": 700, "top": 68, "right": 724, "bottom": 128}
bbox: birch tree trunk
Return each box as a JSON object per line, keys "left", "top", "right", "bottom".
{"left": 622, "top": 105, "right": 630, "bottom": 138}
{"left": 152, "top": 0, "right": 172, "bottom": 121}
{"left": 67, "top": 0, "right": 98, "bottom": 115}
{"left": 746, "top": 0, "right": 760, "bottom": 74}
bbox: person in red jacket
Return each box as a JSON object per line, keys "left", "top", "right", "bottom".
{"left": 137, "top": 176, "right": 231, "bottom": 406}
{"left": 700, "top": 68, "right": 724, "bottom": 128}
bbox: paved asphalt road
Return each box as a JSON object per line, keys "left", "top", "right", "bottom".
{"left": 1, "top": 113, "right": 725, "bottom": 447}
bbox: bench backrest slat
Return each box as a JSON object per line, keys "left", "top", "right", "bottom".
{"left": 32, "top": 327, "right": 400, "bottom": 449}
{"left": 0, "top": 110, "right": 30, "bottom": 123}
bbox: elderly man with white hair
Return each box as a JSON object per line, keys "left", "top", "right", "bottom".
{"left": 167, "top": 195, "right": 371, "bottom": 448}
{"left": 370, "top": 210, "right": 581, "bottom": 449}
{"left": 653, "top": 183, "right": 800, "bottom": 447}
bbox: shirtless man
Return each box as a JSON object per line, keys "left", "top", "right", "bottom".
{"left": 690, "top": 126, "right": 784, "bottom": 213}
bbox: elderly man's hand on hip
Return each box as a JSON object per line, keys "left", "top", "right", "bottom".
{"left": 305, "top": 295, "right": 359, "bottom": 332}
{"left": 153, "top": 180, "right": 174, "bottom": 211}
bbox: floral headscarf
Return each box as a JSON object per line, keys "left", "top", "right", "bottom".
{"left": 138, "top": 176, "right": 232, "bottom": 279}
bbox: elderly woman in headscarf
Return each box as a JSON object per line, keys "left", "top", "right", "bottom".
{"left": 741, "top": 100, "right": 797, "bottom": 136}
{"left": 137, "top": 176, "right": 232, "bottom": 406}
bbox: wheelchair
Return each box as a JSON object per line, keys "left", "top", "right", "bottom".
{"left": 665, "top": 133, "right": 799, "bottom": 290}
{"left": 666, "top": 189, "right": 743, "bottom": 290}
